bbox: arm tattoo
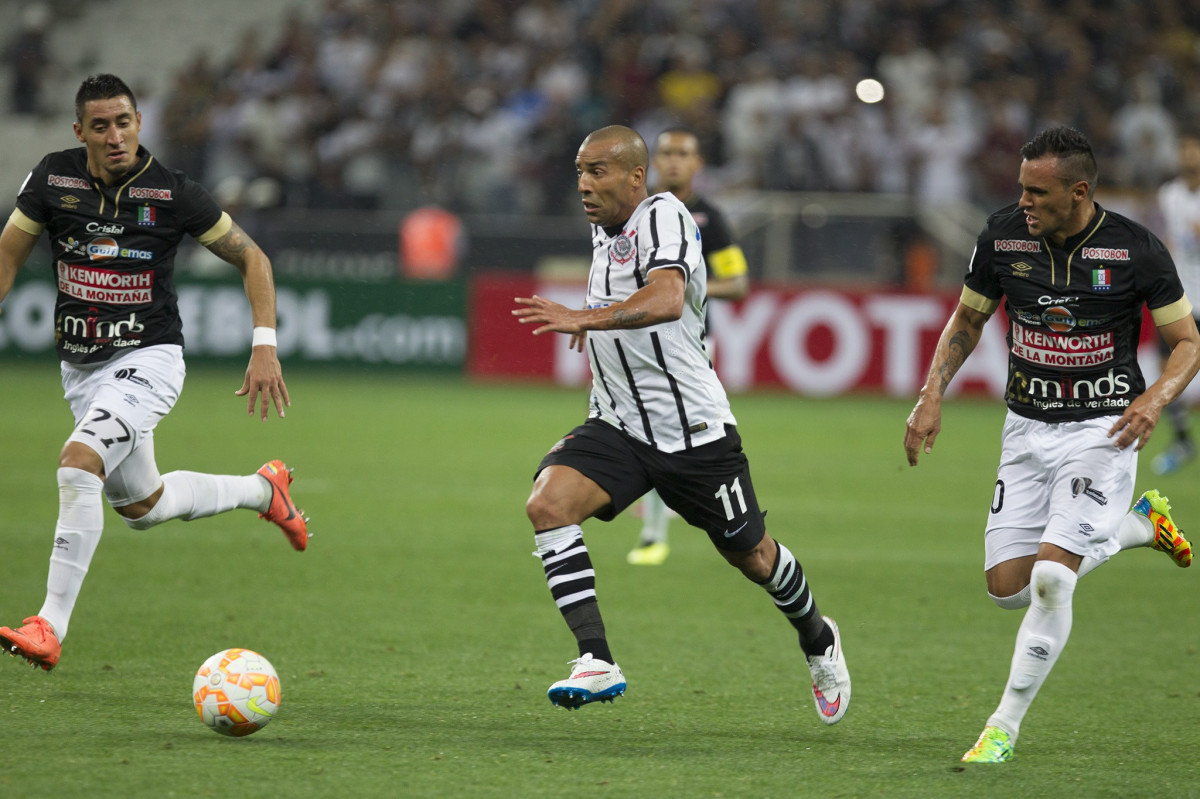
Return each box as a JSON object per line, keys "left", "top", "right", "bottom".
{"left": 206, "top": 223, "right": 254, "bottom": 265}
{"left": 607, "top": 308, "right": 647, "bottom": 328}
{"left": 937, "top": 330, "right": 973, "bottom": 394}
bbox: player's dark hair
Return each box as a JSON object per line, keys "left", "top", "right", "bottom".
{"left": 1020, "top": 126, "right": 1098, "bottom": 195}
{"left": 657, "top": 126, "right": 702, "bottom": 155}
{"left": 74, "top": 74, "right": 137, "bottom": 123}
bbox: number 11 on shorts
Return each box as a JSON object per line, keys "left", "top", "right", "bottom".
{"left": 716, "top": 477, "right": 747, "bottom": 521}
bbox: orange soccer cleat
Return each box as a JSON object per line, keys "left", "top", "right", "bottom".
{"left": 0, "top": 616, "right": 62, "bottom": 671}
{"left": 257, "top": 460, "right": 309, "bottom": 551}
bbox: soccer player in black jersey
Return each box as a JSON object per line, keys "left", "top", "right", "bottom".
{"left": 627, "top": 127, "right": 750, "bottom": 566}
{"left": 904, "top": 126, "right": 1200, "bottom": 762}
{"left": 0, "top": 74, "right": 309, "bottom": 671}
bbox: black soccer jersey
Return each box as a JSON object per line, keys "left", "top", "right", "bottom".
{"left": 13, "top": 145, "right": 225, "bottom": 364}
{"left": 962, "top": 202, "right": 1192, "bottom": 423}
{"left": 685, "top": 194, "right": 735, "bottom": 257}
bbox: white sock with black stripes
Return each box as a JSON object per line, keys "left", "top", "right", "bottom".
{"left": 534, "top": 525, "right": 613, "bottom": 663}
{"left": 759, "top": 541, "right": 831, "bottom": 657}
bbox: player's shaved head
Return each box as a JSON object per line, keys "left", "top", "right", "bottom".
{"left": 575, "top": 126, "right": 650, "bottom": 227}
{"left": 581, "top": 126, "right": 649, "bottom": 173}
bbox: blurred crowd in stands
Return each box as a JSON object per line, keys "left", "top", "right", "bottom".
{"left": 13, "top": 0, "right": 1200, "bottom": 216}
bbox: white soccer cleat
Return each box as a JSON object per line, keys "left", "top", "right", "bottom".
{"left": 806, "top": 616, "right": 850, "bottom": 725}
{"left": 547, "top": 653, "right": 626, "bottom": 710}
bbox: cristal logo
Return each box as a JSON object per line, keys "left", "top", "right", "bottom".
{"left": 86, "top": 222, "right": 125, "bottom": 235}
{"left": 88, "top": 237, "right": 120, "bottom": 261}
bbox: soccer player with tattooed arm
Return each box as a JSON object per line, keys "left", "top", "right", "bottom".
{"left": 513, "top": 125, "right": 850, "bottom": 722}
{"left": 0, "top": 74, "right": 309, "bottom": 672}
{"left": 904, "top": 126, "right": 1200, "bottom": 762}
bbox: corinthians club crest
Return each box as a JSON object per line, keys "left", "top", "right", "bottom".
{"left": 610, "top": 232, "right": 635, "bottom": 263}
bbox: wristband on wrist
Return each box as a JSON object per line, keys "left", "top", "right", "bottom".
{"left": 252, "top": 326, "right": 277, "bottom": 347}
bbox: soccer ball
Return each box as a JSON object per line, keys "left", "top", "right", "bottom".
{"left": 192, "top": 648, "right": 282, "bottom": 737}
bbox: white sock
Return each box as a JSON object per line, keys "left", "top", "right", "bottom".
{"left": 639, "top": 490, "right": 670, "bottom": 546}
{"left": 39, "top": 467, "right": 106, "bottom": 642}
{"left": 989, "top": 585, "right": 1031, "bottom": 609}
{"left": 987, "top": 560, "right": 1077, "bottom": 743}
{"left": 1078, "top": 511, "right": 1155, "bottom": 577}
{"left": 1116, "top": 510, "right": 1154, "bottom": 548}
{"left": 123, "top": 471, "right": 270, "bottom": 530}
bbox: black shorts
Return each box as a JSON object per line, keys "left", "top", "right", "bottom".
{"left": 536, "top": 419, "right": 766, "bottom": 552}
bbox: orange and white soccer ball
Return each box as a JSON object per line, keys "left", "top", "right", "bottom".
{"left": 192, "top": 648, "right": 282, "bottom": 736}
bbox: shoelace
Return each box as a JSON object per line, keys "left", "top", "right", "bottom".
{"left": 567, "top": 654, "right": 592, "bottom": 673}
{"left": 808, "top": 656, "right": 840, "bottom": 692}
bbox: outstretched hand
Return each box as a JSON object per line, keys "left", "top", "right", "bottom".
{"left": 236, "top": 346, "right": 290, "bottom": 421}
{"left": 513, "top": 295, "right": 587, "bottom": 351}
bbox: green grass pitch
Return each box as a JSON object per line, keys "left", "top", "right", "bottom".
{"left": 1, "top": 361, "right": 1197, "bottom": 798}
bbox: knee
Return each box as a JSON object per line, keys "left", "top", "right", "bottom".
{"left": 525, "top": 490, "right": 561, "bottom": 529}
{"left": 121, "top": 508, "right": 155, "bottom": 530}
{"left": 59, "top": 441, "right": 104, "bottom": 476}
{"left": 1030, "top": 560, "right": 1077, "bottom": 607}
{"left": 721, "top": 537, "right": 775, "bottom": 582}
{"left": 989, "top": 585, "right": 1031, "bottom": 610}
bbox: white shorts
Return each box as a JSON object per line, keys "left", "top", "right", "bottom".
{"left": 983, "top": 411, "right": 1135, "bottom": 570}
{"left": 61, "top": 345, "right": 186, "bottom": 507}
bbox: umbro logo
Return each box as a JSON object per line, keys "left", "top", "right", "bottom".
{"left": 52, "top": 537, "right": 70, "bottom": 550}
{"left": 60, "top": 195, "right": 80, "bottom": 209}
{"left": 1027, "top": 646, "right": 1049, "bottom": 660}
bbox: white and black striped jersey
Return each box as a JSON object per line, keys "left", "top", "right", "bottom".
{"left": 1157, "top": 177, "right": 1200, "bottom": 312}
{"left": 584, "top": 191, "right": 736, "bottom": 452}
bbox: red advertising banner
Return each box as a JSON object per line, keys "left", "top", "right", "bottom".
{"left": 470, "top": 272, "right": 1165, "bottom": 399}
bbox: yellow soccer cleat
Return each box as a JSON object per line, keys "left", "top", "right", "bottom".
{"left": 626, "top": 542, "right": 669, "bottom": 566}
{"left": 1133, "top": 490, "right": 1192, "bottom": 568}
{"left": 961, "top": 725, "right": 1014, "bottom": 763}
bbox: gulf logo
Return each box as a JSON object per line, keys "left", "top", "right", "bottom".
{"left": 1041, "top": 305, "right": 1076, "bottom": 332}
{"left": 87, "top": 237, "right": 119, "bottom": 261}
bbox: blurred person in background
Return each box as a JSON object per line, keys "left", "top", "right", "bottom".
{"left": 627, "top": 126, "right": 749, "bottom": 566}
{"left": 905, "top": 126, "right": 1198, "bottom": 763}
{"left": 0, "top": 74, "right": 309, "bottom": 672}
{"left": 1152, "top": 126, "right": 1200, "bottom": 473}
{"left": 514, "top": 126, "right": 849, "bottom": 723}
{"left": 7, "top": 3, "right": 50, "bottom": 116}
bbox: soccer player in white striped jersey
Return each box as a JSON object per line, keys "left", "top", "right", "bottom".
{"left": 513, "top": 125, "right": 850, "bottom": 722}
{"left": 1153, "top": 128, "right": 1200, "bottom": 474}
